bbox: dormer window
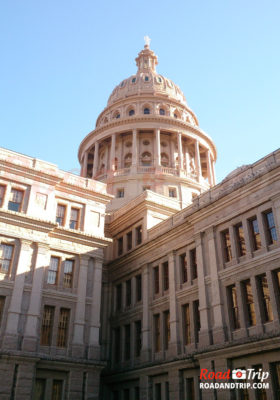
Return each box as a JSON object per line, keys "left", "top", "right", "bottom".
{"left": 144, "top": 108, "right": 150, "bottom": 115}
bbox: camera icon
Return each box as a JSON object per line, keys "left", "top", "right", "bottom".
{"left": 232, "top": 369, "right": 247, "bottom": 379}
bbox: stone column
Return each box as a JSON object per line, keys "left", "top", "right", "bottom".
{"left": 82, "top": 151, "right": 88, "bottom": 177}
{"left": 88, "top": 258, "right": 103, "bottom": 360}
{"left": 195, "top": 233, "right": 212, "bottom": 347}
{"left": 250, "top": 276, "right": 264, "bottom": 335}
{"left": 22, "top": 242, "right": 50, "bottom": 352}
{"left": 211, "top": 159, "right": 216, "bottom": 185}
{"left": 110, "top": 133, "right": 116, "bottom": 172}
{"left": 132, "top": 129, "right": 138, "bottom": 173}
{"left": 2, "top": 182, "right": 11, "bottom": 209}
{"left": 194, "top": 140, "right": 202, "bottom": 179}
{"left": 141, "top": 264, "right": 151, "bottom": 362}
{"left": 155, "top": 128, "right": 161, "bottom": 168}
{"left": 235, "top": 281, "right": 248, "bottom": 337}
{"left": 92, "top": 142, "right": 99, "bottom": 178}
{"left": 177, "top": 132, "right": 183, "bottom": 169}
{"left": 104, "top": 144, "right": 108, "bottom": 172}
{"left": 207, "top": 227, "right": 227, "bottom": 344}
{"left": 185, "top": 146, "right": 190, "bottom": 175}
{"left": 266, "top": 269, "right": 279, "bottom": 327}
{"left": 206, "top": 149, "right": 214, "bottom": 186}
{"left": 72, "top": 255, "right": 90, "bottom": 357}
{"left": 3, "top": 239, "right": 32, "bottom": 349}
{"left": 167, "top": 252, "right": 180, "bottom": 355}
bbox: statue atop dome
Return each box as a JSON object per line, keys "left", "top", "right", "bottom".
{"left": 144, "top": 35, "right": 151, "bottom": 48}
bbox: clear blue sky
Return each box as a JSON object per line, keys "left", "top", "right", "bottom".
{"left": 0, "top": 1, "right": 279, "bottom": 182}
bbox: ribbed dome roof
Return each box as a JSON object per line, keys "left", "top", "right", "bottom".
{"left": 107, "top": 43, "right": 187, "bottom": 107}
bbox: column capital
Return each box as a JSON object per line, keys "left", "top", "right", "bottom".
{"left": 36, "top": 242, "right": 50, "bottom": 254}
{"left": 20, "top": 239, "right": 32, "bottom": 250}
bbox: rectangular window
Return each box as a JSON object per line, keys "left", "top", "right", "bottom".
{"left": 258, "top": 274, "right": 273, "bottom": 322}
{"left": 63, "top": 260, "right": 74, "bottom": 288}
{"left": 228, "top": 285, "right": 240, "bottom": 330}
{"left": 51, "top": 379, "right": 63, "bottom": 400}
{"left": 249, "top": 217, "right": 261, "bottom": 250}
{"left": 136, "top": 274, "right": 142, "bottom": 302}
{"left": 180, "top": 253, "right": 188, "bottom": 283}
{"left": 243, "top": 280, "right": 256, "bottom": 326}
{"left": 193, "top": 300, "right": 200, "bottom": 343}
{"left": 252, "top": 364, "right": 268, "bottom": 400}
{"left": 183, "top": 304, "right": 191, "bottom": 345}
{"left": 0, "top": 296, "right": 5, "bottom": 326}
{"left": 40, "top": 305, "right": 55, "bottom": 346}
{"left": 135, "top": 320, "right": 142, "bottom": 357}
{"left": 123, "top": 389, "right": 129, "bottom": 400}
{"left": 126, "top": 231, "right": 132, "bottom": 251}
{"left": 124, "top": 324, "right": 131, "bottom": 360}
{"left": 69, "top": 208, "right": 79, "bottom": 230}
{"left": 154, "top": 266, "right": 159, "bottom": 294}
{"left": 163, "top": 262, "right": 169, "bottom": 291}
{"left": 0, "top": 243, "right": 14, "bottom": 274}
{"left": 117, "top": 237, "right": 123, "bottom": 256}
{"left": 117, "top": 188, "right": 124, "bottom": 198}
{"left": 47, "top": 256, "right": 60, "bottom": 285}
{"left": 0, "top": 185, "right": 6, "bottom": 207}
{"left": 263, "top": 210, "right": 277, "bottom": 245}
{"left": 186, "top": 378, "right": 195, "bottom": 400}
{"left": 164, "top": 310, "right": 170, "bottom": 350}
{"left": 35, "top": 378, "right": 46, "bottom": 400}
{"left": 56, "top": 204, "right": 66, "bottom": 226}
{"left": 155, "top": 383, "right": 161, "bottom": 400}
{"left": 165, "top": 382, "right": 169, "bottom": 400}
{"left": 221, "top": 229, "right": 232, "bottom": 262}
{"left": 116, "top": 284, "right": 122, "bottom": 311}
{"left": 154, "top": 314, "right": 160, "bottom": 352}
{"left": 136, "top": 225, "right": 142, "bottom": 245}
{"left": 8, "top": 188, "right": 23, "bottom": 212}
{"left": 57, "top": 308, "right": 70, "bottom": 347}
{"left": 190, "top": 248, "right": 197, "bottom": 279}
{"left": 235, "top": 223, "right": 246, "bottom": 256}
{"left": 272, "top": 362, "right": 280, "bottom": 399}
{"left": 169, "top": 187, "right": 177, "bottom": 198}
{"left": 114, "top": 327, "right": 121, "bottom": 363}
{"left": 134, "top": 387, "right": 140, "bottom": 400}
{"left": 274, "top": 268, "right": 280, "bottom": 297}
{"left": 126, "top": 279, "right": 131, "bottom": 307}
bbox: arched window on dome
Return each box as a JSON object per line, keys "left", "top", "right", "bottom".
{"left": 144, "top": 108, "right": 150, "bottom": 115}
{"left": 141, "top": 152, "right": 152, "bottom": 166}
{"left": 113, "top": 110, "right": 121, "bottom": 119}
{"left": 161, "top": 153, "right": 169, "bottom": 167}
{"left": 173, "top": 109, "right": 181, "bottom": 119}
{"left": 114, "top": 157, "right": 118, "bottom": 171}
{"left": 124, "top": 153, "right": 132, "bottom": 168}
{"left": 159, "top": 108, "right": 165, "bottom": 116}
{"left": 128, "top": 109, "right": 135, "bottom": 116}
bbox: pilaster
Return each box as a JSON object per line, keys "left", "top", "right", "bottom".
{"left": 141, "top": 264, "right": 151, "bottom": 362}
{"left": 92, "top": 142, "right": 99, "bottom": 178}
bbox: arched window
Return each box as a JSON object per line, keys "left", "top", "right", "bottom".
{"left": 141, "top": 152, "right": 152, "bottom": 166}
{"left": 129, "top": 109, "right": 135, "bottom": 116}
{"left": 113, "top": 111, "right": 120, "bottom": 119}
{"left": 161, "top": 153, "right": 169, "bottom": 167}
{"left": 124, "top": 153, "right": 132, "bottom": 168}
{"left": 174, "top": 113, "right": 177, "bottom": 119}
{"left": 160, "top": 108, "right": 165, "bottom": 116}
{"left": 144, "top": 108, "right": 150, "bottom": 115}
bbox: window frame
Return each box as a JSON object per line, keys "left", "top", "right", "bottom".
{"left": 8, "top": 188, "right": 24, "bottom": 212}
{"left": 0, "top": 243, "right": 14, "bottom": 275}
{"left": 63, "top": 259, "right": 74, "bottom": 289}
{"left": 47, "top": 256, "right": 60, "bottom": 285}
{"left": 56, "top": 204, "right": 66, "bottom": 227}
{"left": 69, "top": 207, "right": 80, "bottom": 230}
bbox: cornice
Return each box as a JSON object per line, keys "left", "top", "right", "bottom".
{"left": 0, "top": 210, "right": 57, "bottom": 233}
{"left": 50, "top": 227, "right": 112, "bottom": 248}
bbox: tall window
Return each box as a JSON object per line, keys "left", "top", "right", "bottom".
{"left": 52, "top": 380, "right": 63, "bottom": 400}
{"left": 116, "top": 284, "right": 122, "bottom": 311}
{"left": 136, "top": 225, "right": 142, "bottom": 245}
{"left": 126, "top": 279, "right": 131, "bottom": 307}
{"left": 47, "top": 257, "right": 60, "bottom": 285}
{"left": 0, "top": 296, "right": 5, "bottom": 326}
{"left": 56, "top": 204, "right": 66, "bottom": 226}
{"left": 63, "top": 260, "right": 74, "bottom": 288}
{"left": 221, "top": 229, "right": 232, "bottom": 262}
{"left": 155, "top": 383, "right": 161, "bottom": 400}
{"left": 186, "top": 378, "right": 195, "bottom": 400}
{"left": 183, "top": 304, "right": 191, "bottom": 345}
{"left": 243, "top": 280, "right": 256, "bottom": 326}
{"left": 57, "top": 308, "right": 70, "bottom": 347}
{"left": 163, "top": 262, "right": 169, "bottom": 291}
{"left": 159, "top": 108, "right": 165, "bottom": 115}
{"left": 164, "top": 310, "right": 170, "bottom": 350}
{"left": 0, "top": 185, "right": 5, "bottom": 207}
{"left": 143, "top": 107, "right": 150, "bottom": 114}
{"left": 180, "top": 253, "right": 187, "bottom": 283}
{"left": 193, "top": 300, "right": 200, "bottom": 343}
{"left": 252, "top": 364, "right": 268, "bottom": 400}
{"left": 0, "top": 243, "right": 13, "bottom": 274}
{"left": 40, "top": 305, "right": 54, "bottom": 346}
{"left": 154, "top": 266, "right": 159, "bottom": 294}
{"left": 235, "top": 223, "right": 246, "bottom": 256}
{"left": 8, "top": 189, "right": 23, "bottom": 212}
{"left": 169, "top": 188, "right": 177, "bottom": 198}
{"left": 126, "top": 231, "right": 132, "bottom": 251}
{"left": 272, "top": 362, "right": 280, "bottom": 399}
{"left": 154, "top": 314, "right": 160, "bottom": 352}
{"left": 134, "top": 387, "right": 140, "bottom": 400}
{"left": 274, "top": 268, "right": 280, "bottom": 297}
{"left": 190, "top": 248, "right": 197, "bottom": 279}
{"left": 35, "top": 379, "right": 46, "bottom": 400}
{"left": 136, "top": 274, "right": 142, "bottom": 302}
{"left": 263, "top": 210, "right": 277, "bottom": 245}
{"left": 129, "top": 109, "right": 135, "bottom": 116}
{"left": 249, "top": 217, "right": 261, "bottom": 250}
{"left": 117, "top": 237, "right": 123, "bottom": 256}
{"left": 258, "top": 274, "right": 273, "bottom": 322}
{"left": 69, "top": 208, "right": 79, "bottom": 230}
{"left": 135, "top": 320, "right": 142, "bottom": 357}
{"left": 123, "top": 389, "right": 130, "bottom": 400}
{"left": 114, "top": 327, "right": 121, "bottom": 363}
{"left": 117, "top": 188, "right": 124, "bottom": 198}
{"left": 228, "top": 285, "right": 240, "bottom": 330}
{"left": 124, "top": 324, "right": 131, "bottom": 360}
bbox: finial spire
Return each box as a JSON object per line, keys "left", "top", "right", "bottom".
{"left": 144, "top": 35, "right": 151, "bottom": 48}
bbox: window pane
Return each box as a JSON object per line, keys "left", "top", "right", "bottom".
{"left": 183, "top": 304, "right": 191, "bottom": 345}
{"left": 0, "top": 244, "right": 14, "bottom": 273}
{"left": 34, "top": 379, "right": 46, "bottom": 400}
{"left": 40, "top": 305, "right": 54, "bottom": 345}
{"left": 47, "top": 257, "right": 59, "bottom": 284}
{"left": 56, "top": 205, "right": 66, "bottom": 226}
{"left": 0, "top": 296, "right": 5, "bottom": 326}
{"left": 236, "top": 223, "right": 246, "bottom": 256}
{"left": 69, "top": 208, "right": 79, "bottom": 229}
{"left": 163, "top": 262, "right": 169, "bottom": 291}
{"left": 63, "top": 260, "right": 74, "bottom": 288}
{"left": 57, "top": 308, "right": 70, "bottom": 347}
{"left": 52, "top": 380, "right": 63, "bottom": 400}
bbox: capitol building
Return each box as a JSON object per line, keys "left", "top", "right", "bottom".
{"left": 0, "top": 42, "right": 280, "bottom": 400}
